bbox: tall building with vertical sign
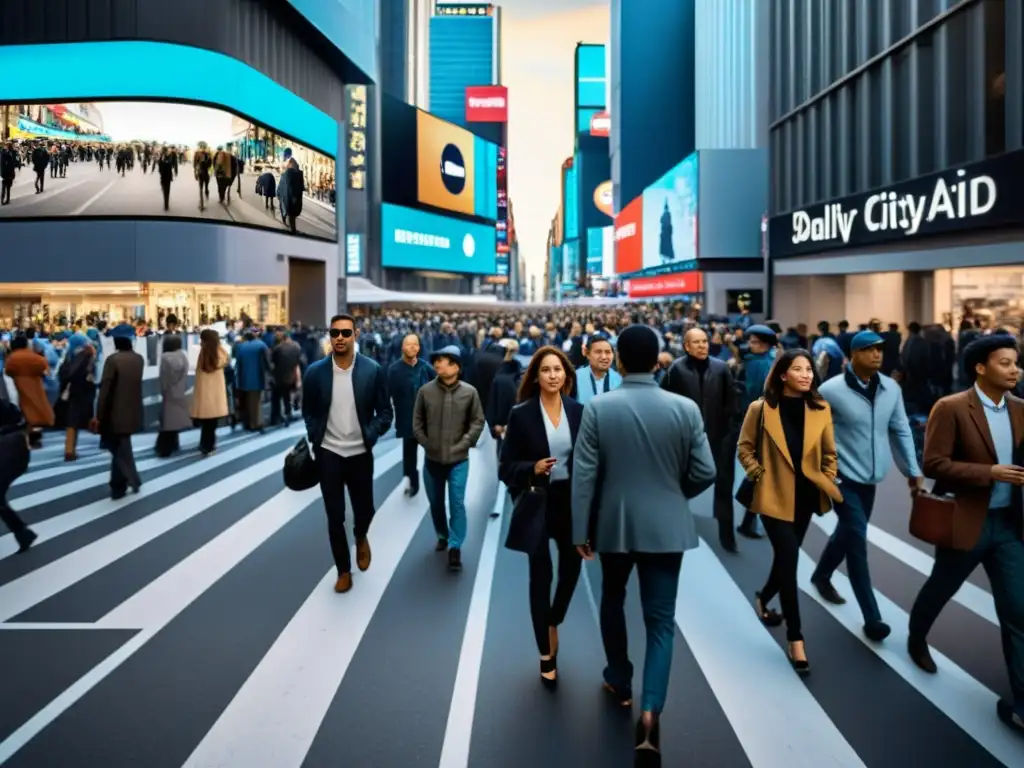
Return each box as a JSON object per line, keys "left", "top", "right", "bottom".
{"left": 429, "top": 2, "right": 502, "bottom": 129}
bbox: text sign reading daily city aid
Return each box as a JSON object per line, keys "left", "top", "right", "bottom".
{"left": 768, "top": 149, "right": 1024, "bottom": 258}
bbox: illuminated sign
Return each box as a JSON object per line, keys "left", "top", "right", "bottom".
{"left": 627, "top": 271, "right": 703, "bottom": 298}
{"left": 589, "top": 111, "right": 610, "bottom": 136}
{"left": 346, "top": 234, "right": 362, "bottom": 275}
{"left": 593, "top": 181, "right": 613, "bottom": 217}
{"left": 434, "top": 3, "right": 493, "bottom": 16}
{"left": 382, "top": 204, "right": 497, "bottom": 274}
{"left": 465, "top": 86, "right": 508, "bottom": 122}
{"left": 347, "top": 85, "right": 367, "bottom": 190}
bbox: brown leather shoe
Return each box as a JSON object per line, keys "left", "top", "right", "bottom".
{"left": 334, "top": 572, "right": 353, "bottom": 593}
{"left": 356, "top": 538, "right": 371, "bottom": 571}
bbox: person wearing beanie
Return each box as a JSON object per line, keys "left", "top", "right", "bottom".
{"left": 813, "top": 330, "right": 922, "bottom": 643}
{"left": 413, "top": 344, "right": 485, "bottom": 572}
{"left": 909, "top": 333, "right": 1024, "bottom": 735}
{"left": 571, "top": 324, "right": 716, "bottom": 763}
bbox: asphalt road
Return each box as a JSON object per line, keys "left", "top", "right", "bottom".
{"left": 0, "top": 427, "right": 1020, "bottom": 767}
{"left": 0, "top": 159, "right": 337, "bottom": 241}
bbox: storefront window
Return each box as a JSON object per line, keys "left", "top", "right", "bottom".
{"left": 949, "top": 267, "right": 1024, "bottom": 334}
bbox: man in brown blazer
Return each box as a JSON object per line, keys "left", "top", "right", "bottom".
{"left": 910, "top": 334, "right": 1024, "bottom": 735}
{"left": 94, "top": 323, "right": 145, "bottom": 500}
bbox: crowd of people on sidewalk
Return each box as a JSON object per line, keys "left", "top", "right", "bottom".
{"left": 2, "top": 301, "right": 1024, "bottom": 765}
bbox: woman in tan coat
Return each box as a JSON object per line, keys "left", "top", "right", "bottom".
{"left": 190, "top": 329, "right": 229, "bottom": 456}
{"left": 737, "top": 348, "right": 843, "bottom": 674}
{"left": 3, "top": 336, "right": 54, "bottom": 448}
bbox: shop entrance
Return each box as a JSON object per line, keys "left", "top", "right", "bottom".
{"left": 288, "top": 257, "right": 326, "bottom": 327}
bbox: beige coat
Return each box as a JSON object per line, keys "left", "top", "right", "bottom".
{"left": 190, "top": 348, "right": 229, "bottom": 420}
{"left": 737, "top": 398, "right": 843, "bottom": 521}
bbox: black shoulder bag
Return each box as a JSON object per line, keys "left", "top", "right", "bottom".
{"left": 734, "top": 402, "right": 764, "bottom": 509}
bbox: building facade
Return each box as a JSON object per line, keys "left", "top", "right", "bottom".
{"left": 380, "top": 0, "right": 431, "bottom": 107}
{"left": 428, "top": 3, "right": 501, "bottom": 128}
{"left": 0, "top": 0, "right": 375, "bottom": 325}
{"left": 768, "top": 0, "right": 1022, "bottom": 332}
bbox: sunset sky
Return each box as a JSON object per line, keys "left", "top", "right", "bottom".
{"left": 501, "top": 0, "right": 609, "bottom": 292}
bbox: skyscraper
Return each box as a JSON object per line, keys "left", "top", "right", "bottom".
{"left": 429, "top": 2, "right": 502, "bottom": 127}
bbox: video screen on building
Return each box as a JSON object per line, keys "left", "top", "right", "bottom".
{"left": 641, "top": 153, "right": 698, "bottom": 269}
{"left": 416, "top": 110, "right": 497, "bottom": 220}
{"left": 726, "top": 289, "right": 764, "bottom": 314}
{"left": 0, "top": 99, "right": 337, "bottom": 241}
{"left": 382, "top": 203, "right": 496, "bottom": 275}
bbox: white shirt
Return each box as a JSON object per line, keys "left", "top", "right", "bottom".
{"left": 321, "top": 358, "right": 365, "bottom": 457}
{"left": 541, "top": 399, "right": 572, "bottom": 482}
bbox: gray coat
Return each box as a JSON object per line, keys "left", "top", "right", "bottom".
{"left": 571, "top": 374, "right": 718, "bottom": 553}
{"left": 412, "top": 377, "right": 485, "bottom": 465}
{"left": 159, "top": 349, "right": 192, "bottom": 432}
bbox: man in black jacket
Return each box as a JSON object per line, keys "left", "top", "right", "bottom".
{"left": 0, "top": 402, "right": 35, "bottom": 552}
{"left": 661, "top": 327, "right": 739, "bottom": 551}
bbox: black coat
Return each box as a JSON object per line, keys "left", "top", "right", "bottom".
{"left": 498, "top": 395, "right": 584, "bottom": 495}
{"left": 660, "top": 355, "right": 737, "bottom": 445}
{"left": 485, "top": 359, "right": 522, "bottom": 431}
{"left": 471, "top": 345, "right": 505, "bottom": 417}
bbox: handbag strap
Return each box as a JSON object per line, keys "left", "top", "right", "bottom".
{"left": 753, "top": 401, "right": 765, "bottom": 460}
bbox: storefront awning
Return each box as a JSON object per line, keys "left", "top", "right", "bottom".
{"left": 347, "top": 277, "right": 503, "bottom": 308}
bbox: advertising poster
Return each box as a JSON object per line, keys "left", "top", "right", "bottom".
{"left": 0, "top": 98, "right": 337, "bottom": 241}
{"left": 627, "top": 270, "right": 703, "bottom": 299}
{"left": 613, "top": 195, "right": 643, "bottom": 274}
{"left": 415, "top": 110, "right": 497, "bottom": 219}
{"left": 381, "top": 203, "right": 496, "bottom": 274}
{"left": 586, "top": 226, "right": 604, "bottom": 276}
{"left": 641, "top": 152, "right": 698, "bottom": 270}
{"left": 465, "top": 85, "right": 508, "bottom": 123}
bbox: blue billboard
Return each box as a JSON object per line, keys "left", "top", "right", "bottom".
{"left": 285, "top": 0, "right": 377, "bottom": 82}
{"left": 575, "top": 43, "right": 606, "bottom": 136}
{"left": 429, "top": 13, "right": 496, "bottom": 126}
{"left": 564, "top": 165, "right": 580, "bottom": 241}
{"left": 640, "top": 152, "right": 699, "bottom": 270}
{"left": 382, "top": 204, "right": 496, "bottom": 275}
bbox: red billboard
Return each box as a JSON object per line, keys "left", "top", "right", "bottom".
{"left": 465, "top": 86, "right": 508, "bottom": 122}
{"left": 626, "top": 271, "right": 704, "bottom": 298}
{"left": 614, "top": 196, "right": 643, "bottom": 274}
{"left": 590, "top": 111, "right": 610, "bottom": 137}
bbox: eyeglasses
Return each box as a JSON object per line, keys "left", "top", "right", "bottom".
{"left": 329, "top": 328, "right": 354, "bottom": 339}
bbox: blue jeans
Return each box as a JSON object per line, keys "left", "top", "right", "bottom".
{"left": 910, "top": 508, "right": 1024, "bottom": 718}
{"left": 423, "top": 459, "right": 469, "bottom": 550}
{"left": 812, "top": 475, "right": 882, "bottom": 624}
{"left": 599, "top": 552, "right": 683, "bottom": 714}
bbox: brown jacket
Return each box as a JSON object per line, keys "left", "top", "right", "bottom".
{"left": 922, "top": 388, "right": 1024, "bottom": 550}
{"left": 3, "top": 348, "right": 54, "bottom": 427}
{"left": 737, "top": 398, "right": 843, "bottom": 521}
{"left": 97, "top": 350, "right": 145, "bottom": 436}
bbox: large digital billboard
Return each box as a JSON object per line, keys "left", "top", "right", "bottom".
{"left": 416, "top": 110, "right": 497, "bottom": 219}
{"left": 641, "top": 152, "right": 698, "bottom": 270}
{"left": 382, "top": 203, "right": 496, "bottom": 274}
{"left": 614, "top": 195, "right": 643, "bottom": 274}
{"left": 0, "top": 99, "right": 337, "bottom": 241}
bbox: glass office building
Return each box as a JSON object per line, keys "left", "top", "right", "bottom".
{"left": 428, "top": 3, "right": 500, "bottom": 126}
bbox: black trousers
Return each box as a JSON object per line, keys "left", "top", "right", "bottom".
{"left": 106, "top": 434, "right": 141, "bottom": 494}
{"left": 198, "top": 419, "right": 218, "bottom": 454}
{"left": 270, "top": 384, "right": 295, "bottom": 425}
{"left": 1, "top": 178, "right": 12, "bottom": 203}
{"left": 154, "top": 430, "right": 180, "bottom": 457}
{"left": 712, "top": 436, "right": 737, "bottom": 546}
{"left": 316, "top": 448, "right": 375, "bottom": 574}
{"left": 528, "top": 481, "right": 582, "bottom": 655}
{"left": 760, "top": 506, "right": 814, "bottom": 641}
{"left": 401, "top": 437, "right": 419, "bottom": 488}
{"left": 160, "top": 180, "right": 171, "bottom": 210}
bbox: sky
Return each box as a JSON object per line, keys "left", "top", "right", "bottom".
{"left": 86, "top": 102, "right": 238, "bottom": 147}
{"left": 501, "top": 1, "right": 610, "bottom": 293}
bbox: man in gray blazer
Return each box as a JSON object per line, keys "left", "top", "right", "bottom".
{"left": 571, "top": 324, "right": 717, "bottom": 761}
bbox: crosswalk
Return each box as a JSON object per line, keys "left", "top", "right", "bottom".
{"left": 0, "top": 426, "right": 1021, "bottom": 767}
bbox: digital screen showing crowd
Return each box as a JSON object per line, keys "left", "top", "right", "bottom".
{"left": 0, "top": 99, "right": 338, "bottom": 241}
{"left": 381, "top": 203, "right": 497, "bottom": 275}
{"left": 640, "top": 153, "right": 698, "bottom": 269}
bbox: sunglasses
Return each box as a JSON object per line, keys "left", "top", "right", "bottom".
{"left": 329, "top": 328, "right": 354, "bottom": 339}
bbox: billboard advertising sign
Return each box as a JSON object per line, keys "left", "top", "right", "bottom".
{"left": 465, "top": 86, "right": 508, "bottom": 122}
{"left": 416, "top": 110, "right": 497, "bottom": 219}
{"left": 626, "top": 271, "right": 703, "bottom": 298}
{"left": 589, "top": 111, "right": 610, "bottom": 137}
{"left": 613, "top": 196, "right": 643, "bottom": 274}
{"left": 767, "top": 149, "right": 1024, "bottom": 258}
{"left": 593, "top": 180, "right": 613, "bottom": 217}
{"left": 435, "top": 3, "right": 493, "bottom": 16}
{"left": 641, "top": 152, "right": 698, "bottom": 270}
{"left": 382, "top": 204, "right": 496, "bottom": 274}
{"left": 346, "top": 85, "right": 367, "bottom": 190}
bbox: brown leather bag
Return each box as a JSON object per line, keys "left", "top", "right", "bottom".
{"left": 909, "top": 492, "right": 960, "bottom": 550}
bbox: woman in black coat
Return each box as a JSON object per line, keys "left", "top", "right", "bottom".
{"left": 57, "top": 337, "right": 97, "bottom": 461}
{"left": 498, "top": 345, "right": 584, "bottom": 688}
{"left": 485, "top": 340, "right": 522, "bottom": 454}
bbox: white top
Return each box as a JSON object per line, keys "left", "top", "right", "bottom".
{"left": 321, "top": 358, "right": 366, "bottom": 458}
{"left": 541, "top": 399, "right": 572, "bottom": 482}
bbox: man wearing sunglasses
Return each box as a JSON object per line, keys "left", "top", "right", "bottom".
{"left": 302, "top": 313, "right": 394, "bottom": 593}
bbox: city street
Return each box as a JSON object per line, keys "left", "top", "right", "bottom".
{"left": 0, "top": 159, "right": 337, "bottom": 241}
{"left": 0, "top": 426, "right": 1019, "bottom": 767}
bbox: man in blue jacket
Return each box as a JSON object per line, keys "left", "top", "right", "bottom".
{"left": 302, "top": 313, "right": 393, "bottom": 594}
{"left": 387, "top": 333, "right": 434, "bottom": 497}
{"left": 812, "top": 330, "right": 923, "bottom": 641}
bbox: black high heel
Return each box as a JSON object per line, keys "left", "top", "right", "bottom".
{"left": 754, "top": 592, "right": 783, "bottom": 627}
{"left": 634, "top": 716, "right": 661, "bottom": 767}
{"left": 540, "top": 656, "right": 557, "bottom": 689}
{"left": 788, "top": 640, "right": 810, "bottom": 674}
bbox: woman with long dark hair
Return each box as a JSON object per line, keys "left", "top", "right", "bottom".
{"left": 498, "top": 346, "right": 584, "bottom": 687}
{"left": 737, "top": 348, "right": 843, "bottom": 673}
{"left": 189, "top": 329, "right": 229, "bottom": 456}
